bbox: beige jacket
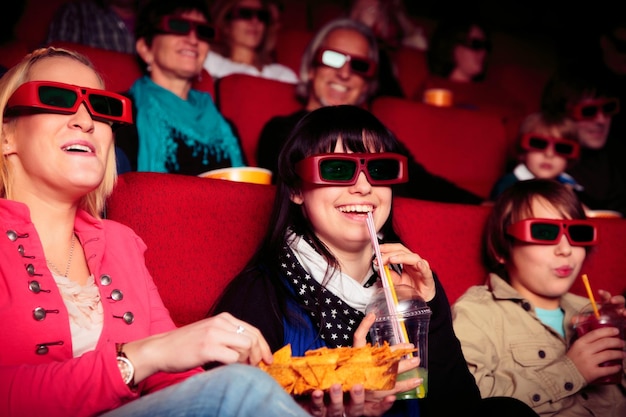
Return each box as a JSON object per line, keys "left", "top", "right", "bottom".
{"left": 452, "top": 273, "right": 626, "bottom": 417}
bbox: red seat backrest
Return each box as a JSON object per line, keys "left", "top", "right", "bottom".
{"left": 14, "top": 0, "right": 69, "bottom": 49}
{"left": 571, "top": 218, "right": 626, "bottom": 298}
{"left": 392, "top": 197, "right": 492, "bottom": 304}
{"left": 106, "top": 172, "right": 276, "bottom": 326}
{"left": 392, "top": 47, "right": 428, "bottom": 99}
{"left": 371, "top": 97, "right": 508, "bottom": 199}
{"left": 0, "top": 40, "right": 30, "bottom": 69}
{"left": 216, "top": 73, "right": 301, "bottom": 166}
{"left": 274, "top": 28, "right": 313, "bottom": 74}
{"left": 47, "top": 42, "right": 143, "bottom": 93}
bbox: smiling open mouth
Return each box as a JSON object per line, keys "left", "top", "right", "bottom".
{"left": 338, "top": 205, "right": 373, "bottom": 213}
{"left": 63, "top": 144, "right": 93, "bottom": 153}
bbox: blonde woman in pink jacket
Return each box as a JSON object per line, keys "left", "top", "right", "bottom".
{"left": 0, "top": 47, "right": 311, "bottom": 417}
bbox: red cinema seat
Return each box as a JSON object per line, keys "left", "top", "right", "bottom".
{"left": 391, "top": 46, "right": 429, "bottom": 99}
{"left": 14, "top": 0, "right": 69, "bottom": 49}
{"left": 106, "top": 172, "right": 276, "bottom": 326}
{"left": 0, "top": 40, "right": 30, "bottom": 69}
{"left": 570, "top": 218, "right": 626, "bottom": 298}
{"left": 371, "top": 97, "right": 508, "bottom": 199}
{"left": 393, "top": 197, "right": 492, "bottom": 304}
{"left": 47, "top": 42, "right": 143, "bottom": 93}
{"left": 274, "top": 28, "right": 313, "bottom": 74}
{"left": 216, "top": 73, "right": 300, "bottom": 166}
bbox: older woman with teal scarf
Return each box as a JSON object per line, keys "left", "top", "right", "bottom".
{"left": 115, "top": 0, "right": 244, "bottom": 175}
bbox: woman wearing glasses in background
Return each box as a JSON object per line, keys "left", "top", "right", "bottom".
{"left": 417, "top": 16, "right": 525, "bottom": 138}
{"left": 0, "top": 47, "right": 312, "bottom": 417}
{"left": 204, "top": 0, "right": 298, "bottom": 83}
{"left": 426, "top": 17, "right": 491, "bottom": 85}
{"left": 211, "top": 105, "right": 539, "bottom": 417}
{"left": 453, "top": 179, "right": 626, "bottom": 416}
{"left": 115, "top": 0, "right": 244, "bottom": 174}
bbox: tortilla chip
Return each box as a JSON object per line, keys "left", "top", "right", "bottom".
{"left": 259, "top": 343, "right": 416, "bottom": 394}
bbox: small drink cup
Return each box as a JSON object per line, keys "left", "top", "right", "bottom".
{"left": 572, "top": 303, "right": 626, "bottom": 385}
{"left": 423, "top": 88, "right": 453, "bottom": 107}
{"left": 199, "top": 167, "right": 272, "bottom": 185}
{"left": 366, "top": 285, "right": 431, "bottom": 399}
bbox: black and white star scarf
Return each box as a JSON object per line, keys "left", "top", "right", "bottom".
{"left": 279, "top": 234, "right": 378, "bottom": 348}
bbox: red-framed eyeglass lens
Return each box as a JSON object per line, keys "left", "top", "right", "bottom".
{"left": 314, "top": 48, "right": 376, "bottom": 78}
{"left": 506, "top": 218, "right": 597, "bottom": 246}
{"left": 568, "top": 98, "right": 620, "bottom": 121}
{"left": 520, "top": 133, "right": 580, "bottom": 159}
{"left": 4, "top": 81, "right": 133, "bottom": 124}
{"left": 295, "top": 153, "right": 408, "bottom": 186}
{"left": 158, "top": 16, "right": 216, "bottom": 42}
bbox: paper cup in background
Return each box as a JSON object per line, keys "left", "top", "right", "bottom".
{"left": 423, "top": 88, "right": 453, "bottom": 107}
{"left": 199, "top": 167, "right": 272, "bottom": 185}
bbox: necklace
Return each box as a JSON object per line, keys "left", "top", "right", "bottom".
{"left": 47, "top": 234, "right": 76, "bottom": 278}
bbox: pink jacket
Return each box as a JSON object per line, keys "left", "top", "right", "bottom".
{"left": 0, "top": 199, "right": 200, "bottom": 417}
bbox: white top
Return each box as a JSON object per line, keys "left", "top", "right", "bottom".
{"left": 204, "top": 51, "right": 299, "bottom": 84}
{"left": 52, "top": 272, "right": 103, "bottom": 357}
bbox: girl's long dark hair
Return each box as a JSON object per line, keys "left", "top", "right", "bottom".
{"left": 212, "top": 105, "right": 406, "bottom": 322}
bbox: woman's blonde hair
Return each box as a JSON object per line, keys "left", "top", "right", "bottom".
{"left": 0, "top": 47, "right": 117, "bottom": 218}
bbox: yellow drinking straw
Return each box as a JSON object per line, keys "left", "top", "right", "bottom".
{"left": 581, "top": 274, "right": 601, "bottom": 319}
{"left": 383, "top": 265, "right": 411, "bottom": 344}
{"left": 365, "top": 212, "right": 409, "bottom": 344}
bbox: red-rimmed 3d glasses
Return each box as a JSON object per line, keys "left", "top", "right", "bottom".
{"left": 458, "top": 38, "right": 491, "bottom": 51}
{"left": 314, "top": 48, "right": 377, "bottom": 78}
{"left": 4, "top": 81, "right": 133, "bottom": 124}
{"left": 295, "top": 153, "right": 408, "bottom": 186}
{"left": 568, "top": 98, "right": 620, "bottom": 121}
{"left": 520, "top": 133, "right": 580, "bottom": 159}
{"left": 506, "top": 218, "right": 597, "bottom": 246}
{"left": 157, "top": 16, "right": 216, "bottom": 42}
{"left": 228, "top": 7, "right": 271, "bottom": 24}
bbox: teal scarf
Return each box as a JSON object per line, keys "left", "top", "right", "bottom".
{"left": 130, "top": 76, "right": 243, "bottom": 173}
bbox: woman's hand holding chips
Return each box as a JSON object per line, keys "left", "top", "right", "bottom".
{"left": 379, "top": 243, "right": 435, "bottom": 302}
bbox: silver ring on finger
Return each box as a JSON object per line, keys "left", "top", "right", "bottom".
{"left": 236, "top": 325, "right": 245, "bottom": 335}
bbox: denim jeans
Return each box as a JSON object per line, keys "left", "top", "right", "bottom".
{"left": 102, "top": 364, "right": 311, "bottom": 417}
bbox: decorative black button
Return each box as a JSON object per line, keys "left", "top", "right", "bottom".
{"left": 29, "top": 281, "right": 41, "bottom": 293}
{"left": 18, "top": 245, "right": 34, "bottom": 258}
{"left": 100, "top": 274, "right": 112, "bottom": 286}
{"left": 28, "top": 281, "right": 50, "bottom": 294}
{"left": 114, "top": 311, "right": 135, "bottom": 324}
{"left": 564, "top": 382, "right": 574, "bottom": 391}
{"left": 33, "top": 307, "right": 47, "bottom": 321}
{"left": 6, "top": 230, "right": 28, "bottom": 241}
{"left": 532, "top": 394, "right": 541, "bottom": 402}
{"left": 33, "top": 307, "right": 59, "bottom": 321}
{"left": 35, "top": 340, "right": 64, "bottom": 355}
{"left": 109, "top": 289, "right": 123, "bottom": 301}
{"left": 25, "top": 264, "right": 42, "bottom": 277}
{"left": 538, "top": 350, "right": 546, "bottom": 358}
{"left": 522, "top": 301, "right": 532, "bottom": 311}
